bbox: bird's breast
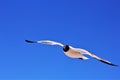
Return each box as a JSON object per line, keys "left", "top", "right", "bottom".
{"left": 64, "top": 49, "right": 82, "bottom": 58}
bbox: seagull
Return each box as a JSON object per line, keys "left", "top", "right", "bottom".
{"left": 25, "top": 40, "right": 118, "bottom": 66}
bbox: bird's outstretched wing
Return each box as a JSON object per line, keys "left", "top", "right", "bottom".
{"left": 25, "top": 40, "right": 64, "bottom": 47}
{"left": 75, "top": 48, "right": 118, "bottom": 66}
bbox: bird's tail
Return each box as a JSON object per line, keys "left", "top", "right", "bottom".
{"left": 25, "top": 40, "right": 37, "bottom": 43}
{"left": 82, "top": 56, "right": 89, "bottom": 60}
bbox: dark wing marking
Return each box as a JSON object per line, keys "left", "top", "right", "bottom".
{"left": 25, "top": 40, "right": 37, "bottom": 43}
{"left": 99, "top": 59, "right": 118, "bottom": 66}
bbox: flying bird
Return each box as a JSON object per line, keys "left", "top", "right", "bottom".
{"left": 25, "top": 40, "right": 118, "bottom": 66}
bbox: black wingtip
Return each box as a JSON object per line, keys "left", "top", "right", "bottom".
{"left": 99, "top": 60, "right": 118, "bottom": 66}
{"left": 108, "top": 63, "right": 118, "bottom": 66}
{"left": 25, "top": 40, "right": 36, "bottom": 43}
{"left": 110, "top": 64, "right": 118, "bottom": 66}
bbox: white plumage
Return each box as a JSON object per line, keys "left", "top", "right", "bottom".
{"left": 25, "top": 40, "right": 118, "bottom": 66}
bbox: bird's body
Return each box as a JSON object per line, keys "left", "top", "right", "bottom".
{"left": 25, "top": 40, "right": 118, "bottom": 66}
{"left": 64, "top": 47, "right": 83, "bottom": 58}
{"left": 63, "top": 45, "right": 88, "bottom": 59}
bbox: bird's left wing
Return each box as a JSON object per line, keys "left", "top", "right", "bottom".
{"left": 25, "top": 40, "right": 64, "bottom": 47}
{"left": 75, "top": 48, "right": 118, "bottom": 66}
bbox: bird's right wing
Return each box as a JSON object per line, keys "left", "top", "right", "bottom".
{"left": 25, "top": 40, "right": 64, "bottom": 47}
{"left": 75, "top": 48, "right": 118, "bottom": 66}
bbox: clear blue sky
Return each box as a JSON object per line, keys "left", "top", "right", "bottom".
{"left": 0, "top": 0, "right": 120, "bottom": 80}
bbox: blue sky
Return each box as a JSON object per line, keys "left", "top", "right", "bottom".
{"left": 0, "top": 0, "right": 120, "bottom": 80}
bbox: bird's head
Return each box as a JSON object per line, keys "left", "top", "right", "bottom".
{"left": 63, "top": 45, "right": 70, "bottom": 52}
